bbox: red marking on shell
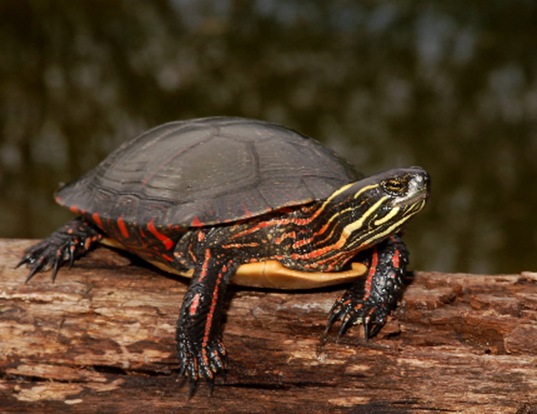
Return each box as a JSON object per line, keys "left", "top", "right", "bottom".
{"left": 69, "top": 205, "right": 82, "bottom": 214}
{"left": 117, "top": 217, "right": 130, "bottom": 239}
{"left": 91, "top": 212, "right": 104, "bottom": 229}
{"left": 240, "top": 204, "right": 253, "bottom": 217}
{"left": 191, "top": 216, "right": 204, "bottom": 227}
{"left": 147, "top": 220, "right": 174, "bottom": 250}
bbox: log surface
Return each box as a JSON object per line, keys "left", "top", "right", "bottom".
{"left": 0, "top": 239, "right": 536, "bottom": 413}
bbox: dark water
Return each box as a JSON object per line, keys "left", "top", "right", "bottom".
{"left": 1, "top": 0, "right": 536, "bottom": 274}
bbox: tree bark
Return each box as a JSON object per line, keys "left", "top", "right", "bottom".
{"left": 1, "top": 239, "right": 536, "bottom": 413}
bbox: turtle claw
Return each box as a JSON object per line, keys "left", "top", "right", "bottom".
{"left": 327, "top": 294, "right": 389, "bottom": 341}
{"left": 187, "top": 379, "right": 198, "bottom": 398}
{"left": 17, "top": 218, "right": 103, "bottom": 282}
{"left": 52, "top": 256, "right": 62, "bottom": 283}
{"left": 17, "top": 248, "right": 58, "bottom": 283}
{"left": 19, "top": 238, "right": 73, "bottom": 283}
{"left": 26, "top": 259, "right": 47, "bottom": 283}
{"left": 183, "top": 376, "right": 216, "bottom": 399}
{"left": 206, "top": 378, "right": 215, "bottom": 396}
{"left": 326, "top": 237, "right": 408, "bottom": 340}
{"left": 176, "top": 331, "right": 227, "bottom": 396}
{"left": 337, "top": 315, "right": 355, "bottom": 338}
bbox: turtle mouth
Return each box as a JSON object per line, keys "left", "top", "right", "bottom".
{"left": 396, "top": 187, "right": 428, "bottom": 208}
{"left": 393, "top": 171, "right": 430, "bottom": 209}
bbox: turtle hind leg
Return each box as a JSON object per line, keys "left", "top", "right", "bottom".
{"left": 17, "top": 216, "right": 103, "bottom": 283}
{"left": 327, "top": 235, "right": 408, "bottom": 340}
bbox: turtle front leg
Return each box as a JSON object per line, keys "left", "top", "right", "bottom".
{"left": 176, "top": 248, "right": 237, "bottom": 393}
{"left": 327, "top": 234, "right": 408, "bottom": 339}
{"left": 17, "top": 217, "right": 103, "bottom": 282}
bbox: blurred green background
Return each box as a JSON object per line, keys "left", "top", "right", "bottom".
{"left": 1, "top": 0, "right": 536, "bottom": 274}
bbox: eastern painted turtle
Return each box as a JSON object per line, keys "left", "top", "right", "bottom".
{"left": 18, "top": 117, "right": 430, "bottom": 392}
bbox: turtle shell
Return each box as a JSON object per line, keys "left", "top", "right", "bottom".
{"left": 56, "top": 117, "right": 361, "bottom": 227}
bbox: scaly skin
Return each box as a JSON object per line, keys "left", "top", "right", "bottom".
{"left": 169, "top": 211, "right": 411, "bottom": 392}
{"left": 17, "top": 217, "right": 103, "bottom": 282}
{"left": 327, "top": 235, "right": 409, "bottom": 339}
{"left": 18, "top": 217, "right": 410, "bottom": 394}
{"left": 175, "top": 249, "right": 236, "bottom": 393}
{"left": 19, "top": 167, "right": 428, "bottom": 395}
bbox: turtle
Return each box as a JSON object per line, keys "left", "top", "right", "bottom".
{"left": 18, "top": 117, "right": 430, "bottom": 393}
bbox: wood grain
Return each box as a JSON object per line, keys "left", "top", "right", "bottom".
{"left": 1, "top": 239, "right": 536, "bottom": 413}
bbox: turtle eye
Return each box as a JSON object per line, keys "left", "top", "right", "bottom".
{"left": 382, "top": 178, "right": 408, "bottom": 196}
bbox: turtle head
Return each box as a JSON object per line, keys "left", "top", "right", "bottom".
{"left": 327, "top": 166, "right": 430, "bottom": 251}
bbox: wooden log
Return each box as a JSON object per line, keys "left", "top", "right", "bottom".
{"left": 0, "top": 239, "right": 536, "bottom": 413}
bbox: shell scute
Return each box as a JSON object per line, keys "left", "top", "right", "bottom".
{"left": 56, "top": 117, "right": 360, "bottom": 228}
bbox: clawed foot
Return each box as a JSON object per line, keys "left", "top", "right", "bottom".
{"left": 326, "top": 237, "right": 407, "bottom": 340}
{"left": 18, "top": 238, "right": 75, "bottom": 282}
{"left": 16, "top": 218, "right": 102, "bottom": 282}
{"left": 177, "top": 331, "right": 227, "bottom": 396}
{"left": 326, "top": 292, "right": 391, "bottom": 340}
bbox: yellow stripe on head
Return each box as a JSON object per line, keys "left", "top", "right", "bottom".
{"left": 353, "top": 184, "right": 379, "bottom": 199}
{"left": 341, "top": 196, "right": 388, "bottom": 240}
{"left": 373, "top": 206, "right": 400, "bottom": 226}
